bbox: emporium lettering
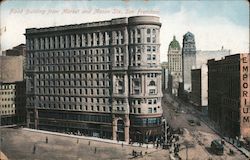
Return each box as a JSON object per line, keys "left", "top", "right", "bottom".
{"left": 242, "top": 56, "right": 249, "bottom": 123}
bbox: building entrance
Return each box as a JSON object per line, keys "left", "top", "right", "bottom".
{"left": 117, "top": 119, "right": 125, "bottom": 141}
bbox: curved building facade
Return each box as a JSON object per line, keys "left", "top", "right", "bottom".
{"left": 25, "top": 16, "right": 163, "bottom": 143}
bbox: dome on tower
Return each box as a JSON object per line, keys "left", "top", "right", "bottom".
{"left": 169, "top": 36, "right": 180, "bottom": 50}
{"left": 183, "top": 31, "right": 195, "bottom": 40}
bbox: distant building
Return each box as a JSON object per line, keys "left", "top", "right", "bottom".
{"left": 191, "top": 48, "right": 230, "bottom": 113}
{"left": 191, "top": 65, "right": 208, "bottom": 114}
{"left": 25, "top": 16, "right": 163, "bottom": 143}
{"left": 168, "top": 36, "right": 182, "bottom": 96}
{"left": 196, "top": 47, "right": 231, "bottom": 68}
{"left": 5, "top": 44, "right": 26, "bottom": 57}
{"left": 208, "top": 53, "right": 250, "bottom": 139}
{"left": 0, "top": 55, "right": 26, "bottom": 125}
{"left": 0, "top": 82, "right": 26, "bottom": 125}
{"left": 0, "top": 56, "right": 25, "bottom": 82}
{"left": 161, "top": 62, "right": 168, "bottom": 91}
{"left": 182, "top": 32, "right": 196, "bottom": 92}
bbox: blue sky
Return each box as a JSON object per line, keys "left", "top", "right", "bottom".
{"left": 1, "top": 0, "right": 249, "bottom": 61}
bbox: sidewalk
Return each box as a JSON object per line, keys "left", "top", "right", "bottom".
{"left": 22, "top": 128, "right": 155, "bottom": 149}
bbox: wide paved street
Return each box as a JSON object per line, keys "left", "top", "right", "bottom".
{"left": 162, "top": 92, "right": 247, "bottom": 160}
{"left": 0, "top": 128, "right": 169, "bottom": 160}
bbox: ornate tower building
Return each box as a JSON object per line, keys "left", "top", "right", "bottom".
{"left": 168, "top": 36, "right": 182, "bottom": 96}
{"left": 182, "top": 32, "right": 196, "bottom": 92}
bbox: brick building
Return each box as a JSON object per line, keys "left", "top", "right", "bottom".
{"left": 208, "top": 53, "right": 250, "bottom": 139}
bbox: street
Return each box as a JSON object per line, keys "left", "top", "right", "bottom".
{"left": 161, "top": 92, "right": 247, "bottom": 160}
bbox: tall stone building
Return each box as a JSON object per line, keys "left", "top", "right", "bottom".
{"left": 25, "top": 16, "right": 163, "bottom": 143}
{"left": 208, "top": 53, "right": 250, "bottom": 139}
{"left": 182, "top": 32, "right": 196, "bottom": 92}
{"left": 168, "top": 36, "right": 182, "bottom": 96}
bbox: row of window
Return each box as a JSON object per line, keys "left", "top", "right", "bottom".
{"left": 0, "top": 85, "right": 16, "bottom": 90}
{"left": 33, "top": 73, "right": 158, "bottom": 80}
{"left": 28, "top": 48, "right": 112, "bottom": 58}
{"left": 1, "top": 98, "right": 15, "bottom": 101}
{"left": 0, "top": 104, "right": 15, "bottom": 108}
{"left": 35, "top": 88, "right": 111, "bottom": 96}
{"left": 39, "top": 111, "right": 113, "bottom": 123}
{"left": 28, "top": 56, "right": 112, "bottom": 65}
{"left": 31, "top": 96, "right": 109, "bottom": 103}
{"left": 36, "top": 80, "right": 110, "bottom": 87}
{"left": 130, "top": 28, "right": 158, "bottom": 44}
{"left": 28, "top": 30, "right": 125, "bottom": 50}
{"left": 34, "top": 101, "right": 159, "bottom": 115}
{"left": 132, "top": 117, "right": 161, "bottom": 126}
{"left": 36, "top": 73, "right": 109, "bottom": 79}
{"left": 0, "top": 91, "right": 15, "bottom": 95}
{"left": 28, "top": 63, "right": 112, "bottom": 71}
{"left": 1, "top": 110, "right": 15, "bottom": 115}
{"left": 37, "top": 102, "right": 112, "bottom": 113}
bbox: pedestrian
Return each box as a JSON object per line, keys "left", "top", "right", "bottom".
{"left": 122, "top": 142, "right": 123, "bottom": 147}
{"left": 94, "top": 147, "right": 97, "bottom": 154}
{"left": 33, "top": 145, "right": 36, "bottom": 154}
{"left": 88, "top": 141, "right": 91, "bottom": 146}
{"left": 77, "top": 138, "right": 79, "bottom": 144}
{"left": 46, "top": 136, "right": 48, "bottom": 144}
{"left": 132, "top": 150, "right": 135, "bottom": 156}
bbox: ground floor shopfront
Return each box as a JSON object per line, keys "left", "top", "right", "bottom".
{"left": 26, "top": 109, "right": 163, "bottom": 143}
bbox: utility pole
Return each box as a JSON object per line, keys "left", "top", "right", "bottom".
{"left": 185, "top": 144, "right": 188, "bottom": 160}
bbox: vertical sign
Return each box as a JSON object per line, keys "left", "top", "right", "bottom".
{"left": 240, "top": 53, "right": 250, "bottom": 138}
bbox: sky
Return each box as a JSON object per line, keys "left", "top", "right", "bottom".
{"left": 0, "top": 0, "right": 249, "bottom": 62}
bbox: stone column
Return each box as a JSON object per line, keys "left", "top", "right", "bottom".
{"left": 93, "top": 33, "right": 96, "bottom": 46}
{"left": 112, "top": 118, "right": 117, "bottom": 141}
{"left": 50, "top": 37, "right": 53, "bottom": 49}
{"left": 87, "top": 33, "right": 91, "bottom": 46}
{"left": 76, "top": 34, "right": 79, "bottom": 47}
{"left": 65, "top": 35, "right": 69, "bottom": 48}
{"left": 124, "top": 74, "right": 128, "bottom": 96}
{"left": 124, "top": 28, "right": 128, "bottom": 44}
{"left": 141, "top": 74, "right": 145, "bottom": 96}
{"left": 55, "top": 36, "right": 58, "bottom": 49}
{"left": 40, "top": 38, "right": 43, "bottom": 50}
{"left": 81, "top": 34, "right": 85, "bottom": 47}
{"left": 124, "top": 114, "right": 130, "bottom": 143}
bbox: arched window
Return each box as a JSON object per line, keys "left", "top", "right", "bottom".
{"left": 149, "top": 80, "right": 156, "bottom": 86}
